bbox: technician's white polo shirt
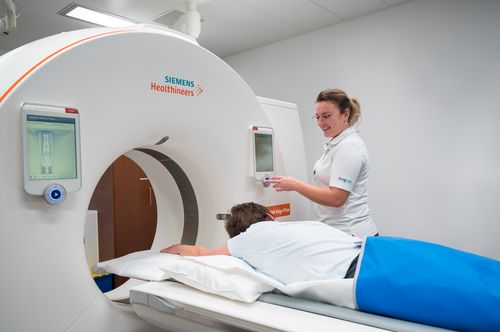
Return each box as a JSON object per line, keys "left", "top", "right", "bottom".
{"left": 313, "top": 127, "right": 377, "bottom": 238}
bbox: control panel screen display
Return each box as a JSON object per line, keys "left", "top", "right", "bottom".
{"left": 25, "top": 114, "right": 77, "bottom": 180}
{"left": 254, "top": 133, "right": 274, "bottom": 172}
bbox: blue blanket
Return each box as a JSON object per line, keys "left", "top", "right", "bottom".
{"left": 355, "top": 236, "right": 500, "bottom": 332}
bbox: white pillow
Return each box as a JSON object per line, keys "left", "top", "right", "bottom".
{"left": 161, "top": 255, "right": 275, "bottom": 302}
{"left": 94, "top": 251, "right": 274, "bottom": 302}
{"left": 94, "top": 250, "right": 179, "bottom": 281}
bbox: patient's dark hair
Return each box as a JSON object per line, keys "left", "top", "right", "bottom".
{"left": 225, "top": 202, "right": 273, "bottom": 238}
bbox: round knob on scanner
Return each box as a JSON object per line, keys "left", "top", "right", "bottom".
{"left": 262, "top": 174, "right": 271, "bottom": 187}
{"left": 43, "top": 184, "right": 67, "bottom": 205}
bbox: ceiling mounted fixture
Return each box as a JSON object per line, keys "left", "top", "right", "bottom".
{"left": 172, "top": 0, "right": 210, "bottom": 40}
{"left": 59, "top": 3, "right": 136, "bottom": 28}
{"left": 0, "top": 0, "right": 20, "bottom": 35}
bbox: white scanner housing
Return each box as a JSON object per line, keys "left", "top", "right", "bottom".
{"left": 0, "top": 25, "right": 309, "bottom": 331}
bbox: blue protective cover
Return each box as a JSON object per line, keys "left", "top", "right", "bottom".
{"left": 355, "top": 236, "right": 500, "bottom": 332}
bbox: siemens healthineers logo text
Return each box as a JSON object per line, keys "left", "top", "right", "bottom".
{"left": 150, "top": 75, "right": 204, "bottom": 97}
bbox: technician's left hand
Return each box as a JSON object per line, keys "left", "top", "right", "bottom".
{"left": 267, "top": 176, "right": 300, "bottom": 192}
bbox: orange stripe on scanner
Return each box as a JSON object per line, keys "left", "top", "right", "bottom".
{"left": 0, "top": 29, "right": 134, "bottom": 105}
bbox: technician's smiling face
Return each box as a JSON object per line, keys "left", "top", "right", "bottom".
{"left": 314, "top": 101, "right": 350, "bottom": 138}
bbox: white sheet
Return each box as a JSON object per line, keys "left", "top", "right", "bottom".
{"left": 95, "top": 250, "right": 355, "bottom": 308}
{"left": 176, "top": 256, "right": 355, "bottom": 308}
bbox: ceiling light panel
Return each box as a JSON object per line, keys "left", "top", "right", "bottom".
{"left": 59, "top": 3, "right": 136, "bottom": 27}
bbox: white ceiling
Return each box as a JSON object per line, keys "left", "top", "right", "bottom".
{"left": 0, "top": 0, "right": 409, "bottom": 58}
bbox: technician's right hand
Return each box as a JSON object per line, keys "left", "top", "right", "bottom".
{"left": 267, "top": 176, "right": 300, "bottom": 192}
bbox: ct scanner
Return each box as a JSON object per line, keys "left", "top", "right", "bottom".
{"left": 0, "top": 23, "right": 312, "bottom": 331}
{"left": 0, "top": 25, "right": 451, "bottom": 332}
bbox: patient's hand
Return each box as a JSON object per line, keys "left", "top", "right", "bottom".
{"left": 161, "top": 243, "right": 230, "bottom": 256}
{"left": 161, "top": 244, "right": 200, "bottom": 256}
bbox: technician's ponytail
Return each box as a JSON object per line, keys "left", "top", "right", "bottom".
{"left": 348, "top": 97, "right": 361, "bottom": 126}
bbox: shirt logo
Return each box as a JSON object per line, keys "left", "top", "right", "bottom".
{"left": 338, "top": 176, "right": 352, "bottom": 184}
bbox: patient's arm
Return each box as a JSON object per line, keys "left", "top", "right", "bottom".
{"left": 161, "top": 243, "right": 230, "bottom": 256}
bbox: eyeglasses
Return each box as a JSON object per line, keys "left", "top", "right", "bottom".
{"left": 312, "top": 112, "right": 340, "bottom": 121}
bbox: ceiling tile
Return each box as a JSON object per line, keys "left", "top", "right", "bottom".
{"left": 199, "top": 0, "right": 298, "bottom": 35}
{"left": 236, "top": 0, "right": 342, "bottom": 32}
{"left": 312, "top": 0, "right": 389, "bottom": 19}
{"left": 197, "top": 17, "right": 290, "bottom": 58}
{"left": 196, "top": 0, "right": 303, "bottom": 56}
{"left": 197, "top": 20, "right": 250, "bottom": 58}
{"left": 383, "top": 0, "right": 409, "bottom": 5}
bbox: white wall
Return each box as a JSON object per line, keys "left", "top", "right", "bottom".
{"left": 224, "top": 0, "right": 500, "bottom": 260}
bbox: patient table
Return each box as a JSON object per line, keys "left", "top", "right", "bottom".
{"left": 130, "top": 281, "right": 453, "bottom": 332}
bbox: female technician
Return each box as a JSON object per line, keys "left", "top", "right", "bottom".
{"left": 267, "top": 88, "right": 378, "bottom": 238}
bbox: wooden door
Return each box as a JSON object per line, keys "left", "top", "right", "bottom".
{"left": 89, "top": 155, "right": 157, "bottom": 288}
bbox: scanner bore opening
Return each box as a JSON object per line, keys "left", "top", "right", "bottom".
{"left": 85, "top": 148, "right": 199, "bottom": 296}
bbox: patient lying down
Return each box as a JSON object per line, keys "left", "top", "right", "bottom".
{"left": 160, "top": 202, "right": 500, "bottom": 332}
{"left": 163, "top": 202, "right": 361, "bottom": 284}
